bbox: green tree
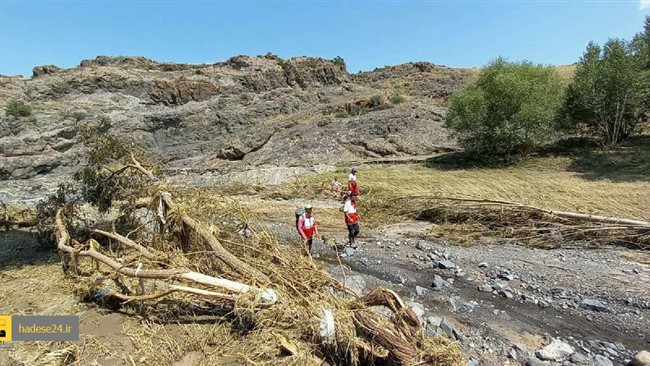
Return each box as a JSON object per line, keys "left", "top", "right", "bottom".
{"left": 630, "top": 15, "right": 650, "bottom": 69}
{"left": 445, "top": 58, "right": 565, "bottom": 159}
{"left": 332, "top": 56, "right": 346, "bottom": 70}
{"left": 563, "top": 38, "right": 649, "bottom": 145}
{"left": 5, "top": 100, "right": 33, "bottom": 119}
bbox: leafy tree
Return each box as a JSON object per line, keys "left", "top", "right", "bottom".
{"left": 445, "top": 58, "right": 565, "bottom": 159}
{"left": 563, "top": 38, "right": 649, "bottom": 145}
{"left": 5, "top": 100, "right": 33, "bottom": 118}
{"left": 630, "top": 15, "right": 650, "bottom": 69}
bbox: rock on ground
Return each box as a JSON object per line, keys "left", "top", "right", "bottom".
{"left": 437, "top": 260, "right": 456, "bottom": 269}
{"left": 535, "top": 338, "right": 575, "bottom": 362}
{"left": 570, "top": 352, "right": 591, "bottom": 364}
{"left": 579, "top": 299, "right": 613, "bottom": 313}
{"left": 343, "top": 275, "right": 366, "bottom": 295}
{"left": 432, "top": 275, "right": 450, "bottom": 290}
{"left": 593, "top": 355, "right": 613, "bottom": 366}
{"left": 632, "top": 350, "right": 650, "bottom": 366}
{"left": 416, "top": 286, "right": 430, "bottom": 296}
{"left": 409, "top": 302, "right": 426, "bottom": 324}
{"left": 526, "top": 357, "right": 549, "bottom": 366}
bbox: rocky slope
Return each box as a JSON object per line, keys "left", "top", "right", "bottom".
{"left": 0, "top": 54, "right": 472, "bottom": 202}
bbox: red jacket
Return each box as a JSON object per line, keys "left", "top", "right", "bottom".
{"left": 343, "top": 200, "right": 359, "bottom": 224}
{"left": 298, "top": 214, "right": 317, "bottom": 239}
{"left": 348, "top": 180, "right": 359, "bottom": 196}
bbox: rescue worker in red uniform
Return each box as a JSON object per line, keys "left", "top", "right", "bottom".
{"left": 343, "top": 193, "right": 360, "bottom": 246}
{"left": 348, "top": 168, "right": 359, "bottom": 197}
{"left": 297, "top": 204, "right": 318, "bottom": 253}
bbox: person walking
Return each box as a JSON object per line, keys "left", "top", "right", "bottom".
{"left": 348, "top": 168, "right": 359, "bottom": 197}
{"left": 297, "top": 204, "right": 318, "bottom": 253}
{"left": 343, "top": 194, "right": 360, "bottom": 246}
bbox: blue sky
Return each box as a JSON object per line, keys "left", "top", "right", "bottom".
{"left": 0, "top": 1, "right": 646, "bottom": 76}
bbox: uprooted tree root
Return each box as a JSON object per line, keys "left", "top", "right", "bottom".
{"left": 46, "top": 152, "right": 463, "bottom": 365}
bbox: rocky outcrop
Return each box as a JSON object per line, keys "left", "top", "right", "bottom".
{"left": 352, "top": 62, "right": 472, "bottom": 102}
{"left": 32, "top": 64, "right": 61, "bottom": 78}
{"left": 150, "top": 79, "right": 220, "bottom": 105}
{"left": 0, "top": 54, "right": 470, "bottom": 202}
{"left": 79, "top": 55, "right": 203, "bottom": 72}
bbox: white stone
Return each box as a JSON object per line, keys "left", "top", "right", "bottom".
{"left": 632, "top": 350, "right": 650, "bottom": 366}
{"left": 535, "top": 339, "right": 575, "bottom": 361}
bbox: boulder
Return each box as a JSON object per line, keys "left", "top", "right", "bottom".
{"left": 32, "top": 64, "right": 61, "bottom": 78}
{"left": 593, "top": 355, "right": 613, "bottom": 366}
{"left": 478, "top": 284, "right": 493, "bottom": 293}
{"left": 415, "top": 241, "right": 433, "bottom": 251}
{"left": 631, "top": 350, "right": 650, "bottom": 366}
{"left": 579, "top": 299, "right": 613, "bottom": 313}
{"left": 570, "top": 352, "right": 591, "bottom": 364}
{"left": 439, "top": 318, "right": 461, "bottom": 340}
{"left": 415, "top": 286, "right": 430, "bottom": 297}
{"left": 526, "top": 358, "right": 548, "bottom": 366}
{"left": 426, "top": 316, "right": 443, "bottom": 327}
{"left": 432, "top": 275, "right": 450, "bottom": 290}
{"left": 437, "top": 260, "right": 456, "bottom": 269}
{"left": 535, "top": 338, "right": 575, "bottom": 362}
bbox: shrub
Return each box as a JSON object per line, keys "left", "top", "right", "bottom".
{"left": 445, "top": 58, "right": 565, "bottom": 160}
{"left": 370, "top": 94, "right": 383, "bottom": 106}
{"left": 5, "top": 100, "right": 33, "bottom": 118}
{"left": 389, "top": 93, "right": 407, "bottom": 104}
{"left": 348, "top": 104, "right": 367, "bottom": 116}
{"left": 71, "top": 110, "right": 87, "bottom": 122}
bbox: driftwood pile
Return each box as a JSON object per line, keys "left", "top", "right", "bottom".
{"left": 39, "top": 151, "right": 462, "bottom": 365}
{"left": 408, "top": 196, "right": 650, "bottom": 249}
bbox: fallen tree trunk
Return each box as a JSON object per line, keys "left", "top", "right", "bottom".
{"left": 92, "top": 229, "right": 157, "bottom": 260}
{"left": 55, "top": 209, "right": 277, "bottom": 305}
{"left": 406, "top": 195, "right": 650, "bottom": 228}
{"left": 129, "top": 155, "right": 270, "bottom": 284}
{"left": 45, "top": 144, "right": 463, "bottom": 365}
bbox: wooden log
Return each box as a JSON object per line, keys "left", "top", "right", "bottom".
{"left": 97, "top": 285, "right": 237, "bottom": 303}
{"left": 406, "top": 196, "right": 650, "bottom": 228}
{"left": 55, "top": 209, "right": 277, "bottom": 305}
{"left": 129, "top": 155, "right": 270, "bottom": 283}
{"left": 92, "top": 229, "right": 157, "bottom": 260}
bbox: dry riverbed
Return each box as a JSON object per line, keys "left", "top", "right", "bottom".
{"left": 262, "top": 207, "right": 650, "bottom": 366}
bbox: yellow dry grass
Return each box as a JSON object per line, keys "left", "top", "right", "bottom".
{"left": 272, "top": 155, "right": 650, "bottom": 224}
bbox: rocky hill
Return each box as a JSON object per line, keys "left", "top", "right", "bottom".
{"left": 0, "top": 54, "right": 472, "bottom": 201}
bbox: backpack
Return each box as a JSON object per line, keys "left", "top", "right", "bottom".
{"left": 294, "top": 207, "right": 305, "bottom": 228}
